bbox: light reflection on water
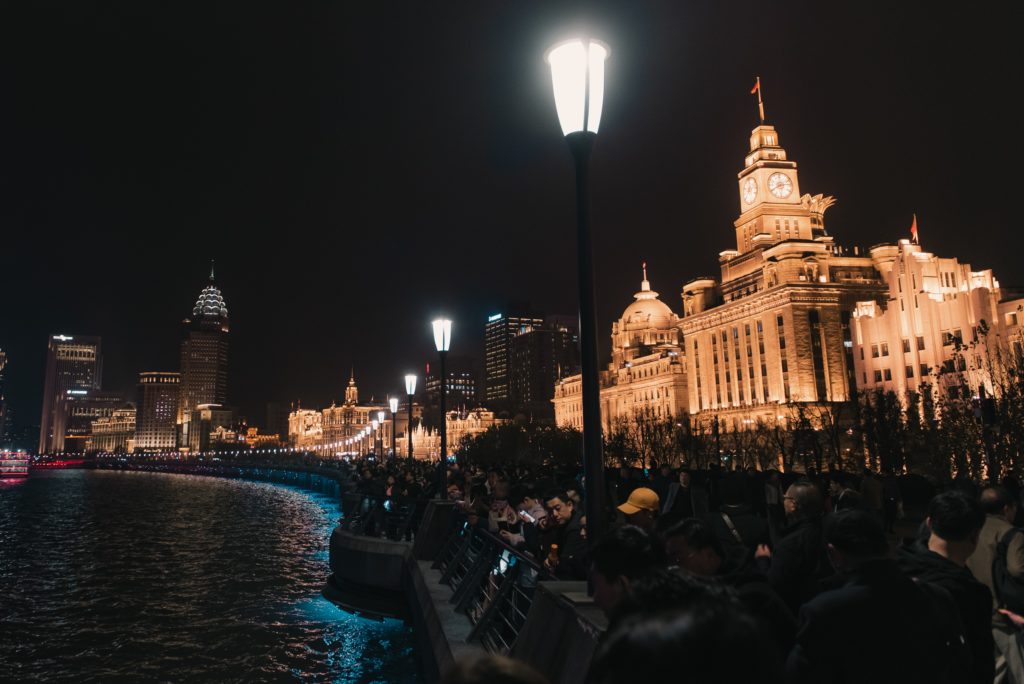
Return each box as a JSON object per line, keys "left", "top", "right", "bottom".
{"left": 0, "top": 470, "right": 420, "bottom": 683}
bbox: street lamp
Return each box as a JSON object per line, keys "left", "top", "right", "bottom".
{"left": 376, "top": 410, "right": 385, "bottom": 457}
{"left": 405, "top": 373, "right": 417, "bottom": 463}
{"left": 546, "top": 38, "right": 609, "bottom": 542}
{"left": 371, "top": 419, "right": 379, "bottom": 458}
{"left": 432, "top": 318, "right": 452, "bottom": 499}
{"left": 389, "top": 397, "right": 399, "bottom": 460}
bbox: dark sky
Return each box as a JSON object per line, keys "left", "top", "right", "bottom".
{"left": 1, "top": 1, "right": 1018, "bottom": 428}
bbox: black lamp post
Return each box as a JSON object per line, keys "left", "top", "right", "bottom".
{"left": 389, "top": 397, "right": 399, "bottom": 461}
{"left": 405, "top": 374, "right": 417, "bottom": 464}
{"left": 547, "top": 38, "right": 610, "bottom": 543}
{"left": 432, "top": 318, "right": 452, "bottom": 499}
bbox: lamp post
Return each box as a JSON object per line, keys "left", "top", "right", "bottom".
{"left": 405, "top": 374, "right": 417, "bottom": 464}
{"left": 432, "top": 318, "right": 452, "bottom": 499}
{"left": 547, "top": 38, "right": 609, "bottom": 543}
{"left": 377, "top": 410, "right": 385, "bottom": 458}
{"left": 389, "top": 397, "right": 399, "bottom": 460}
{"left": 371, "top": 419, "right": 379, "bottom": 459}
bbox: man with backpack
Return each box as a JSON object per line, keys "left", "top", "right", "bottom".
{"left": 967, "top": 486, "right": 1024, "bottom": 683}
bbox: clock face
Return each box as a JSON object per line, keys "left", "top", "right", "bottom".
{"left": 742, "top": 177, "right": 758, "bottom": 204}
{"left": 768, "top": 172, "right": 793, "bottom": 199}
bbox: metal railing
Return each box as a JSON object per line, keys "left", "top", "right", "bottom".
{"left": 338, "top": 492, "right": 425, "bottom": 541}
{"left": 432, "top": 515, "right": 552, "bottom": 654}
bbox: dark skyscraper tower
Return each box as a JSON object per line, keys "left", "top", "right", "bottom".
{"left": 38, "top": 334, "right": 103, "bottom": 454}
{"left": 484, "top": 308, "right": 543, "bottom": 410}
{"left": 509, "top": 318, "right": 580, "bottom": 423}
{"left": 178, "top": 265, "right": 229, "bottom": 448}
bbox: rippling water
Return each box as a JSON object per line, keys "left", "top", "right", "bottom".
{"left": 0, "top": 470, "right": 420, "bottom": 682}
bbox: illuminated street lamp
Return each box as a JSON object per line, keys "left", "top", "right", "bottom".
{"left": 376, "top": 410, "right": 385, "bottom": 457}
{"left": 371, "top": 419, "right": 379, "bottom": 458}
{"left": 432, "top": 318, "right": 452, "bottom": 499}
{"left": 546, "top": 38, "right": 609, "bottom": 542}
{"left": 389, "top": 397, "right": 399, "bottom": 460}
{"left": 405, "top": 373, "right": 417, "bottom": 463}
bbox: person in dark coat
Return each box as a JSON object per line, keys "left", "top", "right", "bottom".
{"left": 663, "top": 517, "right": 796, "bottom": 658}
{"left": 543, "top": 490, "right": 587, "bottom": 580}
{"left": 708, "top": 475, "right": 771, "bottom": 564}
{"left": 787, "top": 509, "right": 966, "bottom": 684}
{"left": 897, "top": 490, "right": 993, "bottom": 684}
{"left": 765, "top": 481, "right": 832, "bottom": 614}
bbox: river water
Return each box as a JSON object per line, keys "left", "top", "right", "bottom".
{"left": 0, "top": 470, "right": 420, "bottom": 682}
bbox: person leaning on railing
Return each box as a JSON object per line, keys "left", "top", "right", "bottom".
{"left": 541, "top": 489, "right": 588, "bottom": 581}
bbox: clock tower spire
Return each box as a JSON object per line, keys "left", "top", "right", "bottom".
{"left": 732, "top": 122, "right": 817, "bottom": 254}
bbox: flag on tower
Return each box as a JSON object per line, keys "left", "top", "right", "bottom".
{"left": 910, "top": 214, "right": 919, "bottom": 243}
{"left": 751, "top": 76, "right": 765, "bottom": 123}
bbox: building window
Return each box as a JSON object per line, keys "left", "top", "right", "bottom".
{"left": 906, "top": 365, "right": 914, "bottom": 379}
{"left": 917, "top": 336, "right": 925, "bottom": 351}
{"left": 880, "top": 343, "right": 889, "bottom": 357}
{"left": 860, "top": 347, "right": 864, "bottom": 360}
{"left": 871, "top": 344, "right": 879, "bottom": 358}
{"left": 863, "top": 372, "right": 868, "bottom": 384}
{"left": 902, "top": 339, "right": 911, "bottom": 354}
{"left": 920, "top": 363, "right": 930, "bottom": 377}
{"left": 874, "top": 370, "right": 882, "bottom": 383}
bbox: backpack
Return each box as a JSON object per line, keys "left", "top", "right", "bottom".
{"left": 992, "top": 527, "right": 1024, "bottom": 615}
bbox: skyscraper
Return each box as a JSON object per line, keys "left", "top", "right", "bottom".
{"left": 178, "top": 265, "right": 229, "bottom": 449}
{"left": 136, "top": 372, "right": 180, "bottom": 452}
{"left": 0, "top": 349, "right": 8, "bottom": 444}
{"left": 508, "top": 317, "right": 580, "bottom": 423}
{"left": 38, "top": 334, "right": 102, "bottom": 454}
{"left": 484, "top": 308, "right": 543, "bottom": 409}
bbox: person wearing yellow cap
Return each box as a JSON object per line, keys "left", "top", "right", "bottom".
{"left": 617, "top": 487, "right": 660, "bottom": 533}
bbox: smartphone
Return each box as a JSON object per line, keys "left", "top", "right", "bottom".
{"left": 519, "top": 510, "right": 536, "bottom": 524}
{"left": 498, "top": 520, "right": 510, "bottom": 532}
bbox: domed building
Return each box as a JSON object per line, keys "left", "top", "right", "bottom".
{"left": 178, "top": 263, "right": 231, "bottom": 450}
{"left": 553, "top": 265, "right": 688, "bottom": 433}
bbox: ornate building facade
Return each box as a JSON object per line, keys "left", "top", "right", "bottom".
{"left": 851, "top": 240, "right": 1024, "bottom": 399}
{"left": 554, "top": 267, "right": 688, "bottom": 432}
{"left": 87, "top": 406, "right": 136, "bottom": 453}
{"left": 288, "top": 371, "right": 392, "bottom": 455}
{"left": 135, "top": 372, "right": 180, "bottom": 452}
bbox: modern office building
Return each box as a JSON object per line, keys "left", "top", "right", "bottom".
{"left": 425, "top": 356, "right": 479, "bottom": 414}
{"left": 0, "top": 349, "right": 8, "bottom": 444}
{"left": 187, "top": 403, "right": 235, "bottom": 453}
{"left": 178, "top": 266, "right": 229, "bottom": 449}
{"left": 56, "top": 390, "right": 125, "bottom": 453}
{"left": 135, "top": 372, "right": 180, "bottom": 452}
{"left": 484, "top": 308, "right": 544, "bottom": 408}
{"left": 509, "top": 318, "right": 580, "bottom": 423}
{"left": 38, "top": 334, "right": 103, "bottom": 454}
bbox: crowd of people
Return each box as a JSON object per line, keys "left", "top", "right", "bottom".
{"left": 336, "top": 455, "right": 1024, "bottom": 684}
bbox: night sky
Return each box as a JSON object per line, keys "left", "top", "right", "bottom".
{"left": 1, "top": 1, "right": 1018, "bottom": 430}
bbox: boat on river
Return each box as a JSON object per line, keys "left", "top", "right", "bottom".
{"left": 0, "top": 450, "right": 31, "bottom": 478}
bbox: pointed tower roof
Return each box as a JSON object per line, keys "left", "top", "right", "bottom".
{"left": 191, "top": 261, "right": 229, "bottom": 329}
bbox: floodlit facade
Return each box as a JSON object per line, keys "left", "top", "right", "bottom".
{"left": 178, "top": 267, "right": 229, "bottom": 449}
{"left": 135, "top": 372, "right": 180, "bottom": 452}
{"left": 851, "top": 241, "right": 1024, "bottom": 399}
{"left": 554, "top": 267, "right": 688, "bottom": 432}
{"left": 38, "top": 334, "right": 102, "bottom": 453}
{"left": 288, "top": 371, "right": 391, "bottom": 455}
{"left": 88, "top": 407, "right": 136, "bottom": 453}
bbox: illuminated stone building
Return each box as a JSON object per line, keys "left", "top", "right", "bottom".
{"left": 38, "top": 334, "right": 102, "bottom": 453}
{"left": 56, "top": 391, "right": 125, "bottom": 453}
{"left": 88, "top": 406, "right": 136, "bottom": 453}
{"left": 679, "top": 123, "right": 891, "bottom": 431}
{"left": 850, "top": 240, "right": 1024, "bottom": 399}
{"left": 135, "top": 372, "right": 180, "bottom": 452}
{"left": 187, "top": 403, "right": 234, "bottom": 453}
{"left": 396, "top": 408, "right": 506, "bottom": 459}
{"left": 178, "top": 266, "right": 229, "bottom": 449}
{"left": 288, "top": 371, "right": 391, "bottom": 455}
{"left": 554, "top": 267, "right": 688, "bottom": 431}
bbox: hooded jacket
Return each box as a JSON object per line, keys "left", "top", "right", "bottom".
{"left": 897, "top": 543, "right": 994, "bottom": 684}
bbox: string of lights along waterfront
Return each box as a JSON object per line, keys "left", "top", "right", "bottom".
{"left": 0, "top": 471, "right": 420, "bottom": 683}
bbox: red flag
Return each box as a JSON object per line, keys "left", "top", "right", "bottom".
{"left": 750, "top": 80, "right": 759, "bottom": 95}
{"left": 910, "top": 214, "right": 919, "bottom": 243}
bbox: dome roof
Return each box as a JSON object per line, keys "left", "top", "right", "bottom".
{"left": 193, "top": 283, "right": 228, "bottom": 321}
{"left": 620, "top": 264, "right": 675, "bottom": 330}
{"left": 191, "top": 261, "right": 228, "bottom": 324}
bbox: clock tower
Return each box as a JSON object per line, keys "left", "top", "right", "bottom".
{"left": 733, "top": 124, "right": 811, "bottom": 254}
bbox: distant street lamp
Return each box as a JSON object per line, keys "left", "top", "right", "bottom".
{"left": 371, "top": 419, "right": 379, "bottom": 458}
{"left": 405, "top": 373, "right": 417, "bottom": 463}
{"left": 389, "top": 397, "right": 399, "bottom": 460}
{"left": 432, "top": 318, "right": 452, "bottom": 499}
{"left": 546, "top": 38, "right": 609, "bottom": 543}
{"left": 377, "top": 410, "right": 386, "bottom": 457}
